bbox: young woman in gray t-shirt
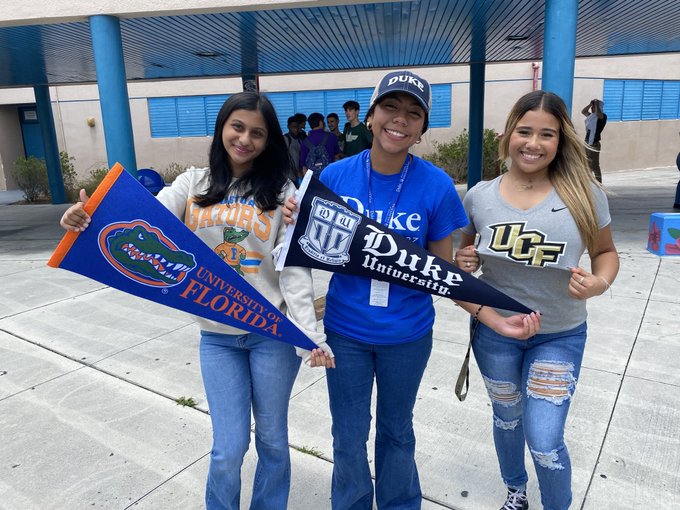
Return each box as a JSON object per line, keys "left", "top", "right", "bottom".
{"left": 455, "top": 90, "right": 619, "bottom": 510}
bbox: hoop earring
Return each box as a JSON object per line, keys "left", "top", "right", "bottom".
{"left": 416, "top": 137, "right": 421, "bottom": 144}
{"left": 366, "top": 122, "right": 372, "bottom": 131}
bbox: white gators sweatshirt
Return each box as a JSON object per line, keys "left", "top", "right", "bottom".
{"left": 156, "top": 167, "right": 328, "bottom": 361}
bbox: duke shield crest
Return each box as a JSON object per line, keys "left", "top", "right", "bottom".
{"left": 298, "top": 197, "right": 361, "bottom": 265}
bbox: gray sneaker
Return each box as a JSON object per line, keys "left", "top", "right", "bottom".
{"left": 500, "top": 488, "right": 528, "bottom": 510}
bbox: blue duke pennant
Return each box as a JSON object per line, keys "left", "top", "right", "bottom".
{"left": 276, "top": 171, "right": 533, "bottom": 314}
{"left": 48, "top": 163, "right": 318, "bottom": 351}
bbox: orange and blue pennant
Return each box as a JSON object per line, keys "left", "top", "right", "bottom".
{"left": 48, "top": 163, "right": 318, "bottom": 351}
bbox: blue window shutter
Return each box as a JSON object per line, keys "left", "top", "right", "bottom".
{"left": 294, "top": 91, "right": 325, "bottom": 117}
{"left": 267, "top": 92, "right": 296, "bottom": 132}
{"left": 641, "top": 81, "right": 662, "bottom": 120}
{"left": 177, "top": 96, "right": 208, "bottom": 137}
{"left": 660, "top": 81, "right": 680, "bottom": 120}
{"left": 603, "top": 80, "right": 624, "bottom": 121}
{"left": 148, "top": 98, "right": 179, "bottom": 137}
{"left": 429, "top": 84, "right": 452, "bottom": 128}
{"left": 205, "top": 95, "right": 229, "bottom": 135}
{"left": 621, "top": 81, "right": 643, "bottom": 121}
{"left": 325, "top": 89, "right": 351, "bottom": 118}
{"left": 356, "top": 88, "right": 374, "bottom": 116}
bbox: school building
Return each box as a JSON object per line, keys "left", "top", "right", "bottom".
{"left": 0, "top": 0, "right": 678, "bottom": 194}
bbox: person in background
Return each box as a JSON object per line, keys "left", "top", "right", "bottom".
{"left": 674, "top": 131, "right": 680, "bottom": 210}
{"left": 300, "top": 112, "right": 340, "bottom": 178}
{"left": 285, "top": 71, "right": 540, "bottom": 510}
{"left": 294, "top": 113, "right": 308, "bottom": 140}
{"left": 342, "top": 99, "right": 372, "bottom": 157}
{"left": 327, "top": 112, "right": 345, "bottom": 158}
{"left": 284, "top": 116, "right": 303, "bottom": 181}
{"left": 456, "top": 90, "right": 619, "bottom": 510}
{"left": 60, "top": 92, "right": 334, "bottom": 510}
{"left": 581, "top": 99, "right": 607, "bottom": 183}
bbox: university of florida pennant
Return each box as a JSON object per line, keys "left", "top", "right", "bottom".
{"left": 48, "top": 163, "right": 318, "bottom": 351}
{"left": 275, "top": 171, "right": 533, "bottom": 314}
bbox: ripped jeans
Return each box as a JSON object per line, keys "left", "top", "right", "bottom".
{"left": 472, "top": 321, "right": 587, "bottom": 510}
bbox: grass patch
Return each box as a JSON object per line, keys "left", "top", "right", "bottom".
{"left": 295, "top": 445, "right": 324, "bottom": 458}
{"left": 175, "top": 396, "right": 197, "bottom": 407}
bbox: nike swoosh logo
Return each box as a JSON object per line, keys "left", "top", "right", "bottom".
{"left": 551, "top": 206, "right": 568, "bottom": 212}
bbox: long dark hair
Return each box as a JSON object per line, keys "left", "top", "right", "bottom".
{"left": 194, "top": 92, "right": 294, "bottom": 211}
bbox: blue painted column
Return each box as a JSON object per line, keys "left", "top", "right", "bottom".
{"left": 542, "top": 0, "right": 578, "bottom": 113}
{"left": 89, "top": 15, "right": 137, "bottom": 176}
{"left": 467, "top": 13, "right": 487, "bottom": 190}
{"left": 240, "top": 12, "right": 259, "bottom": 91}
{"left": 34, "top": 85, "right": 66, "bottom": 203}
{"left": 467, "top": 62, "right": 485, "bottom": 189}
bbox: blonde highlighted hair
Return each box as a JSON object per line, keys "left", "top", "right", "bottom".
{"left": 499, "top": 90, "right": 601, "bottom": 253}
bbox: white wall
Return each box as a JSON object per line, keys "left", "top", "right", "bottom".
{"left": 0, "top": 106, "right": 25, "bottom": 190}
{"left": 572, "top": 53, "right": 680, "bottom": 172}
{"left": 1, "top": 53, "right": 679, "bottom": 188}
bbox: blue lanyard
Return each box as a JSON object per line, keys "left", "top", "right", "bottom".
{"left": 365, "top": 151, "right": 411, "bottom": 227}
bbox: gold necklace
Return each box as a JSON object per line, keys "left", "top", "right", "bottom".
{"left": 507, "top": 173, "right": 549, "bottom": 191}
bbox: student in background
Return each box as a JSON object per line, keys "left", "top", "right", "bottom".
{"left": 342, "top": 100, "right": 372, "bottom": 157}
{"left": 674, "top": 131, "right": 680, "bottom": 210}
{"left": 294, "top": 112, "right": 308, "bottom": 139}
{"left": 327, "top": 112, "right": 345, "bottom": 157}
{"left": 284, "top": 115, "right": 303, "bottom": 180}
{"left": 581, "top": 99, "right": 607, "bottom": 183}
{"left": 300, "top": 112, "right": 340, "bottom": 177}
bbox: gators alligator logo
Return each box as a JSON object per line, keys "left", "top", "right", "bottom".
{"left": 214, "top": 226, "right": 250, "bottom": 276}
{"left": 98, "top": 220, "right": 196, "bottom": 287}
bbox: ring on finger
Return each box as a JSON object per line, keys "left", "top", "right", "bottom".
{"left": 579, "top": 276, "right": 585, "bottom": 284}
{"left": 465, "top": 262, "right": 471, "bottom": 268}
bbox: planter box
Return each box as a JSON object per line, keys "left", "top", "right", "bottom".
{"left": 647, "top": 213, "right": 680, "bottom": 255}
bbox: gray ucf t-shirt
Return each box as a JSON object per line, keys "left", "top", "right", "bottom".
{"left": 462, "top": 176, "right": 611, "bottom": 333}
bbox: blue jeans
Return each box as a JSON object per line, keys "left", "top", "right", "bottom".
{"left": 472, "top": 321, "right": 587, "bottom": 510}
{"left": 200, "top": 331, "right": 301, "bottom": 510}
{"left": 325, "top": 329, "right": 433, "bottom": 510}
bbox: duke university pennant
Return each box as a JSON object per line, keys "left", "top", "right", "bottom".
{"left": 48, "top": 163, "right": 318, "bottom": 351}
{"left": 275, "top": 171, "right": 532, "bottom": 314}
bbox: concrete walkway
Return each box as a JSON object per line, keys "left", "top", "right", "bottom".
{"left": 1, "top": 167, "right": 679, "bottom": 510}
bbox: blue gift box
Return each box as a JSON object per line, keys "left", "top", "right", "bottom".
{"left": 647, "top": 213, "right": 680, "bottom": 256}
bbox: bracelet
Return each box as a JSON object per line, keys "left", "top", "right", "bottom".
{"left": 599, "top": 276, "right": 613, "bottom": 298}
{"left": 473, "top": 304, "right": 484, "bottom": 319}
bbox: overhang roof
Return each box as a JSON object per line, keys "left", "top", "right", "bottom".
{"left": 0, "top": 0, "right": 678, "bottom": 88}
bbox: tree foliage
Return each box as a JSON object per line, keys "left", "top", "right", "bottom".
{"left": 424, "top": 129, "right": 506, "bottom": 183}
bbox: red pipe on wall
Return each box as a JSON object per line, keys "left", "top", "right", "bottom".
{"left": 532, "top": 62, "right": 540, "bottom": 90}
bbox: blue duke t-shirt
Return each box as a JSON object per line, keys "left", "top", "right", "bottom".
{"left": 320, "top": 150, "right": 468, "bottom": 344}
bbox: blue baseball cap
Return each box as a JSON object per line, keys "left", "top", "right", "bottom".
{"left": 369, "top": 70, "right": 432, "bottom": 132}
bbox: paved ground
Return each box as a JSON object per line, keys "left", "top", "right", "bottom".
{"left": 1, "top": 166, "right": 679, "bottom": 510}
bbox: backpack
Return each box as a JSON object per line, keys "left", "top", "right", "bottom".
{"left": 303, "top": 133, "right": 331, "bottom": 176}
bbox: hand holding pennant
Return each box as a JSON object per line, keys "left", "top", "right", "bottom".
{"left": 48, "top": 163, "right": 318, "bottom": 351}
{"left": 275, "top": 171, "right": 533, "bottom": 314}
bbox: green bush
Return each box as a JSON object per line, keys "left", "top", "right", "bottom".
{"left": 159, "top": 162, "right": 187, "bottom": 184}
{"left": 60, "top": 151, "right": 80, "bottom": 201}
{"left": 424, "top": 128, "right": 506, "bottom": 183}
{"left": 79, "top": 167, "right": 109, "bottom": 197}
{"left": 11, "top": 156, "right": 50, "bottom": 202}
